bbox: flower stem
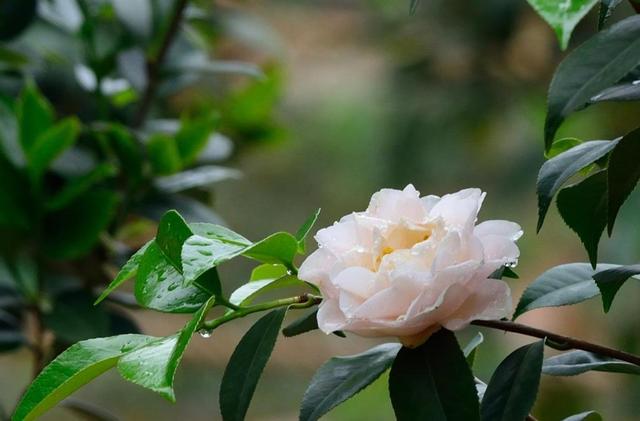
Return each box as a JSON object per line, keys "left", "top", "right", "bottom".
{"left": 471, "top": 319, "right": 640, "bottom": 366}
{"left": 200, "top": 294, "right": 322, "bottom": 331}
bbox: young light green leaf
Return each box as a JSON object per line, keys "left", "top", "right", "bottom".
{"left": 607, "top": 128, "right": 640, "bottom": 234}
{"left": 544, "top": 137, "right": 583, "bottom": 159}
{"left": 243, "top": 232, "right": 298, "bottom": 267}
{"left": 514, "top": 263, "right": 618, "bottom": 318}
{"left": 249, "top": 263, "right": 288, "bottom": 281}
{"left": 593, "top": 264, "right": 640, "bottom": 312}
{"left": 545, "top": 15, "right": 640, "bottom": 149}
{"left": 563, "top": 410, "right": 602, "bottom": 421}
{"left": 117, "top": 296, "right": 215, "bottom": 401}
{"left": 220, "top": 307, "right": 287, "bottom": 421}
{"left": 43, "top": 189, "right": 119, "bottom": 260}
{"left": 557, "top": 171, "right": 608, "bottom": 267}
{"left": 463, "top": 332, "right": 484, "bottom": 368}
{"left": 17, "top": 81, "right": 54, "bottom": 152}
{"left": 480, "top": 340, "right": 544, "bottom": 421}
{"left": 295, "top": 208, "right": 321, "bottom": 253}
{"left": 282, "top": 309, "right": 345, "bottom": 338}
{"left": 526, "top": 0, "right": 599, "bottom": 49}
{"left": 542, "top": 350, "right": 640, "bottom": 376}
{"left": 94, "top": 241, "right": 152, "bottom": 305}
{"left": 228, "top": 275, "right": 305, "bottom": 307}
{"left": 27, "top": 117, "right": 80, "bottom": 185}
{"left": 390, "top": 329, "right": 480, "bottom": 421}
{"left": 135, "top": 241, "right": 216, "bottom": 313}
{"left": 537, "top": 140, "right": 618, "bottom": 231}
{"left": 301, "top": 342, "right": 399, "bottom": 421}
{"left": 13, "top": 334, "right": 155, "bottom": 421}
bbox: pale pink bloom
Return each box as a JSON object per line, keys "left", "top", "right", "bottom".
{"left": 299, "top": 185, "right": 521, "bottom": 347}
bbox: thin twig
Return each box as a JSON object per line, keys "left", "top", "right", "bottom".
{"left": 471, "top": 319, "right": 640, "bottom": 366}
{"left": 132, "top": 0, "right": 190, "bottom": 127}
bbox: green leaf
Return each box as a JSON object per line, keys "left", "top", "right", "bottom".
{"left": 117, "top": 297, "right": 215, "bottom": 401}
{"left": 514, "top": 263, "right": 618, "bottom": 318}
{"left": 175, "top": 113, "right": 218, "bottom": 166}
{"left": 295, "top": 208, "right": 321, "bottom": 253}
{"left": 104, "top": 124, "right": 143, "bottom": 184}
{"left": 0, "top": 155, "right": 30, "bottom": 230}
{"left": 463, "top": 332, "right": 484, "bottom": 368}
{"left": 590, "top": 81, "right": 640, "bottom": 103}
{"left": 26, "top": 117, "right": 80, "bottom": 185}
{"left": 282, "top": 309, "right": 345, "bottom": 338}
{"left": 147, "top": 134, "right": 182, "bottom": 175}
{"left": 17, "top": 81, "right": 54, "bottom": 153}
{"left": 542, "top": 350, "right": 640, "bottom": 376}
{"left": 156, "top": 210, "right": 193, "bottom": 272}
{"left": 13, "top": 334, "right": 155, "bottom": 421}
{"left": 135, "top": 241, "right": 215, "bottom": 313}
{"left": 480, "top": 340, "right": 544, "bottom": 421}
{"left": 94, "top": 241, "right": 152, "bottom": 305}
{"left": 46, "top": 164, "right": 117, "bottom": 211}
{"left": 299, "top": 345, "right": 399, "bottom": 421}
{"left": 111, "top": 0, "right": 152, "bottom": 39}
{"left": 599, "top": 0, "right": 623, "bottom": 29}
{"left": 489, "top": 266, "right": 519, "bottom": 280}
{"left": 43, "top": 189, "right": 119, "bottom": 260}
{"left": 0, "top": 0, "right": 37, "bottom": 40}
{"left": 153, "top": 165, "right": 241, "bottom": 194}
{"left": 44, "top": 290, "right": 111, "bottom": 343}
{"left": 249, "top": 263, "right": 288, "bottom": 281}
{"left": 243, "top": 232, "right": 299, "bottom": 267}
{"left": 229, "top": 275, "right": 305, "bottom": 307}
{"left": 557, "top": 171, "right": 608, "bottom": 267}
{"left": 544, "top": 137, "right": 583, "bottom": 159}
{"left": 409, "top": 0, "right": 420, "bottom": 14}
{"left": 593, "top": 264, "right": 640, "bottom": 312}
{"left": 607, "top": 128, "right": 640, "bottom": 234}
{"left": 220, "top": 307, "right": 287, "bottom": 421}
{"left": 563, "top": 410, "right": 602, "bottom": 421}
{"left": 537, "top": 140, "right": 618, "bottom": 231}
{"left": 526, "top": 0, "right": 599, "bottom": 49}
{"left": 544, "top": 15, "right": 640, "bottom": 149}
{"left": 390, "top": 329, "right": 480, "bottom": 421}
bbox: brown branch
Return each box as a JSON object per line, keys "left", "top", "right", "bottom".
{"left": 132, "top": 0, "right": 190, "bottom": 127}
{"left": 471, "top": 319, "right": 640, "bottom": 366}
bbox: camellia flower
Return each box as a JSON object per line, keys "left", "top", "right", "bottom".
{"left": 298, "top": 185, "right": 522, "bottom": 347}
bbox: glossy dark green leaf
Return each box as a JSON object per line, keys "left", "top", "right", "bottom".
{"left": 542, "top": 350, "right": 640, "bottom": 376}
{"left": 537, "top": 140, "right": 618, "bottom": 231}
{"left": 46, "top": 164, "right": 117, "bottom": 211}
{"left": 599, "top": 0, "right": 623, "bottom": 27}
{"left": 135, "top": 241, "right": 215, "bottom": 313}
{"left": 95, "top": 241, "right": 151, "bottom": 305}
{"left": 220, "top": 307, "right": 287, "bottom": 421}
{"left": 156, "top": 210, "right": 193, "bottom": 272}
{"left": 117, "top": 297, "right": 215, "bottom": 401}
{"left": 154, "top": 165, "right": 241, "bottom": 194}
{"left": 43, "top": 189, "right": 119, "bottom": 260}
{"left": 463, "top": 332, "right": 484, "bottom": 368}
{"left": 228, "top": 275, "right": 305, "bottom": 307}
{"left": 17, "top": 81, "right": 54, "bottom": 152}
{"left": 593, "top": 264, "right": 640, "bottom": 312}
{"left": 390, "top": 329, "right": 480, "bottom": 421}
{"left": 27, "top": 117, "right": 81, "bottom": 185}
{"left": 563, "top": 410, "right": 602, "bottom": 421}
{"left": 0, "top": 0, "right": 36, "bottom": 40}
{"left": 526, "top": 0, "right": 599, "bottom": 49}
{"left": 590, "top": 82, "right": 640, "bottom": 103}
{"left": 13, "top": 334, "right": 155, "bottom": 421}
{"left": 544, "top": 15, "right": 640, "bottom": 149}
{"left": 557, "top": 171, "right": 608, "bottom": 267}
{"left": 147, "top": 134, "right": 181, "bottom": 175}
{"left": 295, "top": 208, "right": 321, "bottom": 253}
{"left": 300, "top": 342, "right": 399, "bottom": 421}
{"left": 607, "top": 128, "right": 640, "bottom": 234}
{"left": 480, "top": 340, "right": 544, "bottom": 421}
{"left": 282, "top": 309, "right": 345, "bottom": 338}
{"left": 514, "top": 263, "right": 617, "bottom": 318}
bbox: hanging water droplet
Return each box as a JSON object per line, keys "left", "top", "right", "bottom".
{"left": 505, "top": 259, "right": 518, "bottom": 268}
{"left": 198, "top": 329, "right": 213, "bottom": 338}
{"left": 632, "top": 80, "right": 640, "bottom": 85}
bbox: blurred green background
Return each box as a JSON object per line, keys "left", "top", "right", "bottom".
{"left": 2, "top": 0, "right": 640, "bottom": 420}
